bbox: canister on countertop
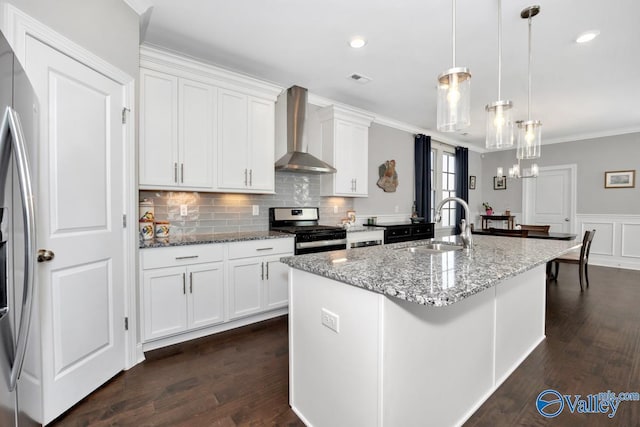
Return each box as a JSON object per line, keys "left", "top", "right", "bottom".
{"left": 155, "top": 221, "right": 170, "bottom": 238}
{"left": 139, "top": 198, "right": 154, "bottom": 222}
{"left": 139, "top": 220, "right": 154, "bottom": 240}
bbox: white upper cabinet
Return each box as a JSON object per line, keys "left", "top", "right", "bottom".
{"left": 179, "top": 79, "right": 216, "bottom": 188}
{"left": 139, "top": 69, "right": 179, "bottom": 187}
{"left": 310, "top": 105, "right": 374, "bottom": 197}
{"left": 139, "top": 69, "right": 215, "bottom": 190}
{"left": 218, "top": 89, "right": 275, "bottom": 192}
{"left": 139, "top": 46, "right": 280, "bottom": 193}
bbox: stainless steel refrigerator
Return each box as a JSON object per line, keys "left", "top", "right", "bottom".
{"left": 0, "top": 29, "right": 38, "bottom": 426}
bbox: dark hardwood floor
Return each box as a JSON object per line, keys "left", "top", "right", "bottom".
{"left": 52, "top": 265, "right": 640, "bottom": 426}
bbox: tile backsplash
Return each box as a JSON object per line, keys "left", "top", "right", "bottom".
{"left": 140, "top": 171, "right": 354, "bottom": 236}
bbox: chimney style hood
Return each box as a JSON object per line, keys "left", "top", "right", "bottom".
{"left": 274, "top": 86, "right": 336, "bottom": 174}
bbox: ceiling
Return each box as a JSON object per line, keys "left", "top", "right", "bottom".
{"left": 141, "top": 0, "right": 640, "bottom": 150}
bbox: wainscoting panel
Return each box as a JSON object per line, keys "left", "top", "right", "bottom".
{"left": 581, "top": 221, "right": 614, "bottom": 256}
{"left": 621, "top": 223, "right": 640, "bottom": 258}
{"left": 577, "top": 214, "right": 640, "bottom": 271}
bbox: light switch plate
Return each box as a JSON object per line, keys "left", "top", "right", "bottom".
{"left": 252, "top": 205, "right": 259, "bottom": 216}
{"left": 180, "top": 205, "right": 188, "bottom": 216}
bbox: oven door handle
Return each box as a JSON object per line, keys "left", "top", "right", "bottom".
{"left": 296, "top": 238, "right": 347, "bottom": 249}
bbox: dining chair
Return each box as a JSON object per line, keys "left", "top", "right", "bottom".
{"left": 551, "top": 230, "right": 596, "bottom": 291}
{"left": 488, "top": 228, "right": 529, "bottom": 237}
{"left": 517, "top": 224, "right": 551, "bottom": 234}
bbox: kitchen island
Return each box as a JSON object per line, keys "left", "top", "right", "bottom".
{"left": 280, "top": 235, "right": 580, "bottom": 427}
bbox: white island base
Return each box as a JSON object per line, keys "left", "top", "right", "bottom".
{"left": 289, "top": 266, "right": 546, "bottom": 427}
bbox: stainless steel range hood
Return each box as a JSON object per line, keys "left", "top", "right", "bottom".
{"left": 274, "top": 86, "right": 336, "bottom": 174}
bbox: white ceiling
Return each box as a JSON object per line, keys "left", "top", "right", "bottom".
{"left": 141, "top": 0, "right": 640, "bottom": 149}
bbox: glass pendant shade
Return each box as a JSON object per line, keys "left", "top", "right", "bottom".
{"left": 437, "top": 67, "right": 471, "bottom": 132}
{"left": 485, "top": 100, "right": 514, "bottom": 149}
{"left": 530, "top": 163, "right": 539, "bottom": 177}
{"left": 516, "top": 120, "right": 542, "bottom": 159}
{"left": 509, "top": 163, "right": 520, "bottom": 178}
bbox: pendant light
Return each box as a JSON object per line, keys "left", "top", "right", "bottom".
{"left": 516, "top": 5, "right": 542, "bottom": 160}
{"left": 485, "top": 0, "right": 514, "bottom": 149}
{"left": 437, "top": 0, "right": 471, "bottom": 132}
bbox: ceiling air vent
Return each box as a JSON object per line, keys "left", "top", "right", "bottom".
{"left": 348, "top": 73, "right": 372, "bottom": 84}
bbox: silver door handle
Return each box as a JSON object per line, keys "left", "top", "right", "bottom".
{"left": 266, "top": 262, "right": 269, "bottom": 280}
{"left": 182, "top": 273, "right": 186, "bottom": 294}
{"left": 1, "top": 107, "right": 36, "bottom": 391}
{"left": 189, "top": 272, "right": 193, "bottom": 293}
{"left": 244, "top": 168, "right": 248, "bottom": 186}
{"left": 174, "top": 162, "right": 178, "bottom": 183}
{"left": 564, "top": 218, "right": 570, "bottom": 222}
{"left": 261, "top": 262, "right": 264, "bottom": 280}
{"left": 249, "top": 169, "right": 253, "bottom": 186}
{"left": 37, "top": 249, "right": 55, "bottom": 262}
{"left": 181, "top": 163, "right": 184, "bottom": 183}
{"left": 354, "top": 178, "right": 357, "bottom": 192}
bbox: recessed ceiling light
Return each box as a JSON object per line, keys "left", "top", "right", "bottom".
{"left": 576, "top": 30, "right": 600, "bottom": 43}
{"left": 349, "top": 38, "right": 367, "bottom": 49}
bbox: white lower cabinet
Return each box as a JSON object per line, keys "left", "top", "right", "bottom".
{"left": 265, "top": 256, "right": 290, "bottom": 309}
{"left": 140, "top": 238, "right": 293, "bottom": 347}
{"left": 141, "top": 244, "right": 225, "bottom": 341}
{"left": 143, "top": 260, "right": 224, "bottom": 341}
{"left": 227, "top": 239, "right": 294, "bottom": 320}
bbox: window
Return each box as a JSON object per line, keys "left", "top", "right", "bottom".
{"left": 430, "top": 143, "right": 456, "bottom": 229}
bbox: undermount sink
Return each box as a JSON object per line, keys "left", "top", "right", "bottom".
{"left": 398, "top": 243, "right": 464, "bottom": 254}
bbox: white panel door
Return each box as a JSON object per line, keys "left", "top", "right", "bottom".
{"left": 247, "top": 96, "right": 274, "bottom": 192}
{"left": 26, "top": 36, "right": 126, "bottom": 423}
{"left": 143, "top": 267, "right": 188, "bottom": 340}
{"left": 264, "top": 256, "right": 290, "bottom": 310}
{"left": 139, "top": 69, "right": 178, "bottom": 187}
{"left": 523, "top": 165, "right": 575, "bottom": 233}
{"left": 187, "top": 262, "right": 224, "bottom": 329}
{"left": 218, "top": 89, "right": 248, "bottom": 190}
{"left": 179, "top": 79, "right": 215, "bottom": 189}
{"left": 227, "top": 258, "right": 262, "bottom": 319}
{"left": 334, "top": 120, "right": 356, "bottom": 195}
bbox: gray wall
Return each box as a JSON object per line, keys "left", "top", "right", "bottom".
{"left": 8, "top": 0, "right": 139, "bottom": 77}
{"left": 353, "top": 123, "right": 415, "bottom": 217}
{"left": 481, "top": 132, "right": 640, "bottom": 215}
{"left": 467, "top": 150, "right": 484, "bottom": 218}
{"left": 353, "top": 123, "right": 484, "bottom": 224}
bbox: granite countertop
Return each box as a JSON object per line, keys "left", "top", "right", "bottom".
{"left": 346, "top": 225, "right": 386, "bottom": 233}
{"left": 140, "top": 230, "right": 292, "bottom": 249}
{"left": 280, "top": 235, "right": 580, "bottom": 307}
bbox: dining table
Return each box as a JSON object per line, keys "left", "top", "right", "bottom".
{"left": 472, "top": 229, "right": 577, "bottom": 241}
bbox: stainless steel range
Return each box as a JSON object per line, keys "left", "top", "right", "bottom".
{"left": 269, "top": 207, "right": 347, "bottom": 255}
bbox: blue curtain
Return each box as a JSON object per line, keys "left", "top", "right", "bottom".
{"left": 414, "top": 134, "right": 431, "bottom": 220}
{"left": 455, "top": 146, "right": 469, "bottom": 234}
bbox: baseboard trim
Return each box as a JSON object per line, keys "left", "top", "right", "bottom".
{"left": 141, "top": 308, "right": 289, "bottom": 352}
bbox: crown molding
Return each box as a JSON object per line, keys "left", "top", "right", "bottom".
{"left": 140, "top": 44, "right": 283, "bottom": 100}
{"left": 541, "top": 127, "right": 640, "bottom": 146}
{"left": 306, "top": 93, "right": 483, "bottom": 152}
{"left": 122, "top": 0, "right": 153, "bottom": 16}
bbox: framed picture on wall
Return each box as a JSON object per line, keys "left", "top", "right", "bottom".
{"left": 469, "top": 175, "right": 476, "bottom": 190}
{"left": 604, "top": 170, "right": 635, "bottom": 188}
{"left": 493, "top": 176, "right": 507, "bottom": 190}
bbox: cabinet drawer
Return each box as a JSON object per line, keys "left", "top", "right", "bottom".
{"left": 412, "top": 223, "right": 434, "bottom": 238}
{"left": 227, "top": 238, "right": 294, "bottom": 259}
{"left": 386, "top": 227, "right": 411, "bottom": 238}
{"left": 141, "top": 244, "right": 224, "bottom": 270}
